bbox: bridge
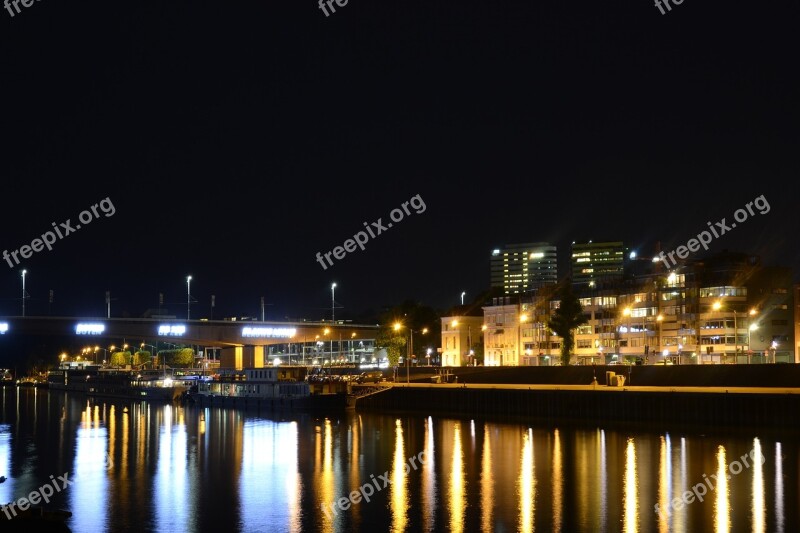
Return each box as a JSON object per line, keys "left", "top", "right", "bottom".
{"left": 0, "top": 316, "right": 381, "bottom": 368}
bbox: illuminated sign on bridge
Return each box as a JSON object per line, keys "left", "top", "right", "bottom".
{"left": 75, "top": 323, "right": 105, "bottom": 335}
{"left": 241, "top": 326, "right": 297, "bottom": 338}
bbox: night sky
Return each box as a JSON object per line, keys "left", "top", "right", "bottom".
{"left": 1, "top": 0, "right": 798, "bottom": 327}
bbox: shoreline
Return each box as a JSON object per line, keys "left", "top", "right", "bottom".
{"left": 354, "top": 369, "right": 800, "bottom": 426}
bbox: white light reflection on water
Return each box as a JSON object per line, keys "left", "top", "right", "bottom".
{"left": 623, "top": 437, "right": 638, "bottom": 532}
{"left": 69, "top": 402, "right": 109, "bottom": 533}
{"left": 0, "top": 424, "right": 11, "bottom": 505}
{"left": 598, "top": 429, "right": 607, "bottom": 532}
{"left": 751, "top": 438, "right": 765, "bottom": 533}
{"left": 154, "top": 405, "right": 191, "bottom": 533}
{"left": 421, "top": 416, "right": 437, "bottom": 532}
{"left": 714, "top": 445, "right": 730, "bottom": 533}
{"left": 239, "top": 419, "right": 301, "bottom": 533}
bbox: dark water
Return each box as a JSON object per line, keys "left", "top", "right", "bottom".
{"left": 0, "top": 386, "right": 797, "bottom": 532}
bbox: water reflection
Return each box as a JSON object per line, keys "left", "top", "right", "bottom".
{"left": 518, "top": 427, "right": 535, "bottom": 533}
{"left": 318, "top": 419, "right": 335, "bottom": 528}
{"left": 598, "top": 429, "right": 607, "bottom": 532}
{"left": 421, "top": 416, "right": 436, "bottom": 532}
{"left": 0, "top": 388, "right": 796, "bottom": 533}
{"left": 657, "top": 435, "right": 669, "bottom": 533}
{"left": 481, "top": 424, "right": 493, "bottom": 532}
{"left": 751, "top": 438, "right": 765, "bottom": 533}
{"left": 70, "top": 402, "right": 109, "bottom": 533}
{"left": 775, "top": 442, "right": 784, "bottom": 533}
{"left": 623, "top": 437, "right": 638, "bottom": 532}
{"left": 390, "top": 419, "right": 408, "bottom": 532}
{"left": 714, "top": 445, "right": 730, "bottom": 533}
{"left": 0, "top": 424, "right": 11, "bottom": 505}
{"left": 448, "top": 421, "right": 466, "bottom": 533}
{"left": 239, "top": 419, "right": 301, "bottom": 532}
{"left": 552, "top": 428, "right": 562, "bottom": 532}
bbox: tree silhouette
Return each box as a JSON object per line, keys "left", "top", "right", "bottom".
{"left": 547, "top": 283, "right": 588, "bottom": 366}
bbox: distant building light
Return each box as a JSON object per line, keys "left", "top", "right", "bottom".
{"left": 158, "top": 324, "right": 186, "bottom": 336}
{"left": 242, "top": 326, "right": 297, "bottom": 338}
{"left": 492, "top": 249, "right": 500, "bottom": 255}
{"left": 76, "top": 323, "right": 105, "bottom": 335}
{"left": 530, "top": 252, "right": 544, "bottom": 259}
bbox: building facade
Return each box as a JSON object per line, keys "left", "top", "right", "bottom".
{"left": 440, "top": 313, "right": 483, "bottom": 367}
{"left": 570, "top": 241, "right": 627, "bottom": 290}
{"left": 476, "top": 250, "right": 796, "bottom": 366}
{"left": 490, "top": 243, "right": 557, "bottom": 295}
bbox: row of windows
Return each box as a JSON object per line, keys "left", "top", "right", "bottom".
{"left": 699, "top": 287, "right": 747, "bottom": 298}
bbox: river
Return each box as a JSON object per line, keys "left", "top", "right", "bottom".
{"left": 0, "top": 386, "right": 796, "bottom": 532}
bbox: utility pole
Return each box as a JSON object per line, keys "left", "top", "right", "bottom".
{"left": 211, "top": 294, "right": 215, "bottom": 320}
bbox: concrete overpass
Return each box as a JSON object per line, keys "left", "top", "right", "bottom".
{"left": 0, "top": 316, "right": 381, "bottom": 368}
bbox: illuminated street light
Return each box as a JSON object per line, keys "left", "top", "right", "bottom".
{"left": 21, "top": 269, "right": 27, "bottom": 317}
{"left": 187, "top": 275, "right": 192, "bottom": 320}
{"left": 331, "top": 283, "right": 337, "bottom": 323}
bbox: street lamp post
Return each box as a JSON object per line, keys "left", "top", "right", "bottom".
{"left": 21, "top": 269, "right": 27, "bottom": 317}
{"left": 93, "top": 346, "right": 108, "bottom": 365}
{"left": 656, "top": 314, "right": 664, "bottom": 363}
{"left": 622, "top": 307, "right": 632, "bottom": 364}
{"left": 517, "top": 313, "right": 528, "bottom": 366}
{"left": 461, "top": 291, "right": 465, "bottom": 306}
{"left": 331, "top": 283, "right": 337, "bottom": 323}
{"left": 467, "top": 324, "right": 472, "bottom": 366}
{"left": 394, "top": 322, "right": 427, "bottom": 383}
{"left": 408, "top": 326, "right": 428, "bottom": 383}
{"left": 141, "top": 343, "right": 157, "bottom": 369}
{"left": 748, "top": 323, "right": 758, "bottom": 364}
{"left": 187, "top": 276, "right": 192, "bottom": 320}
{"left": 323, "top": 328, "right": 331, "bottom": 370}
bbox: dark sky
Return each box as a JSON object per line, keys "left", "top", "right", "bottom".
{"left": 1, "top": 0, "right": 798, "bottom": 324}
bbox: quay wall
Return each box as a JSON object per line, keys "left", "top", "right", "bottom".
{"left": 355, "top": 386, "right": 800, "bottom": 426}
{"left": 402, "top": 363, "right": 800, "bottom": 387}
{"left": 360, "top": 365, "right": 800, "bottom": 426}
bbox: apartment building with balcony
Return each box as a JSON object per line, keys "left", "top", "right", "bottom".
{"left": 477, "top": 249, "right": 795, "bottom": 366}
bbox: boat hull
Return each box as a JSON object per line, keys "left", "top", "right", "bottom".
{"left": 86, "top": 386, "right": 186, "bottom": 401}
